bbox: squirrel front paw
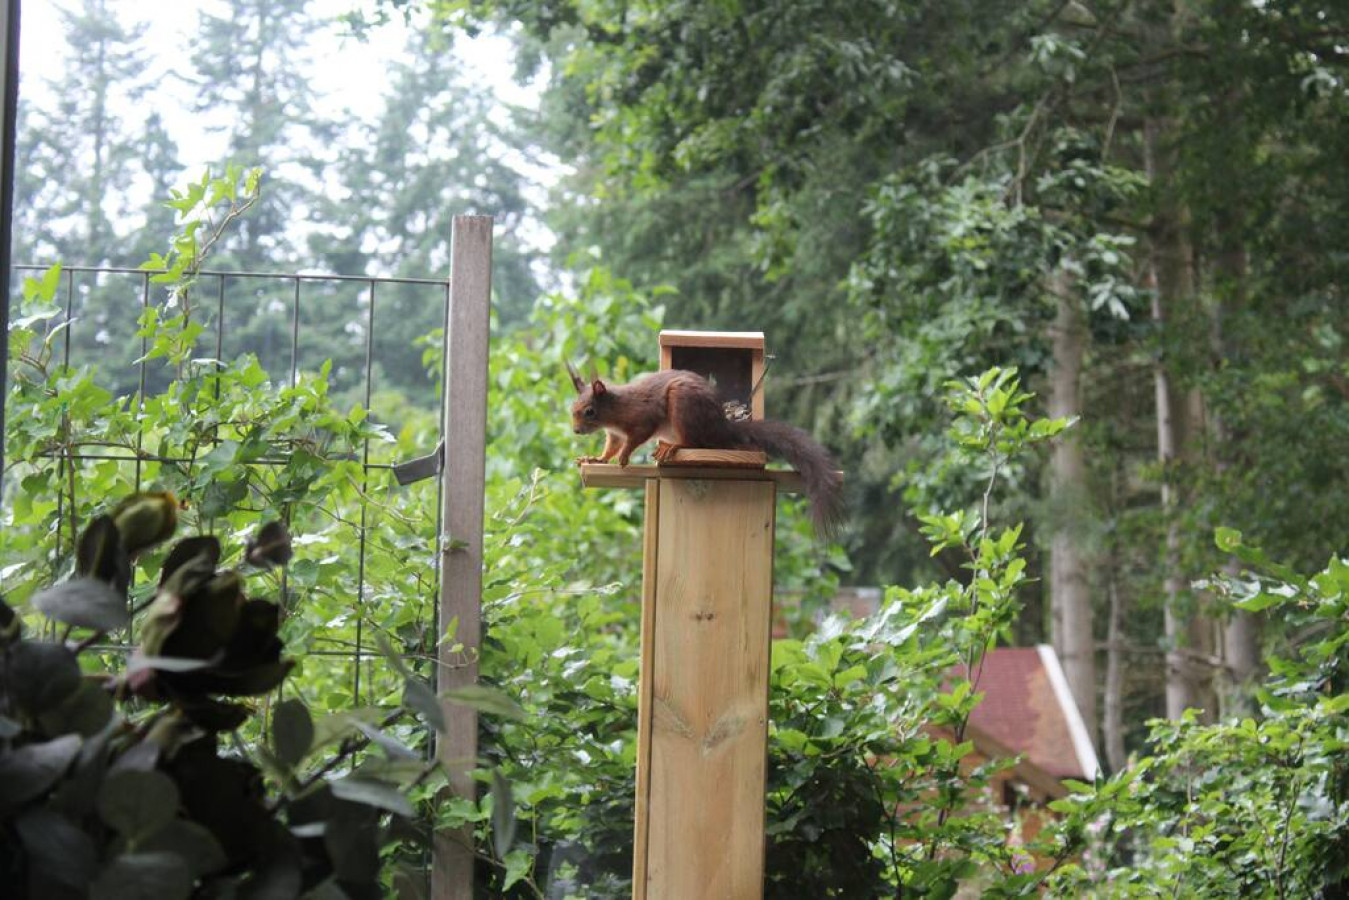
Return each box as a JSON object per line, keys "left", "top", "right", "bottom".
{"left": 574, "top": 455, "right": 602, "bottom": 465}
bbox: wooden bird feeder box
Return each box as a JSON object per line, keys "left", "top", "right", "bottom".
{"left": 656, "top": 329, "right": 767, "bottom": 468}
{"left": 580, "top": 329, "right": 821, "bottom": 899}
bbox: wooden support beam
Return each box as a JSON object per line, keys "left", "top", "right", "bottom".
{"left": 433, "top": 215, "right": 493, "bottom": 900}
{"left": 579, "top": 462, "right": 812, "bottom": 493}
{"left": 658, "top": 330, "right": 765, "bottom": 350}
{"left": 634, "top": 478, "right": 776, "bottom": 898}
{"left": 660, "top": 448, "right": 767, "bottom": 468}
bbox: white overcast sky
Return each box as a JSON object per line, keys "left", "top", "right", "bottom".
{"left": 17, "top": 0, "right": 560, "bottom": 268}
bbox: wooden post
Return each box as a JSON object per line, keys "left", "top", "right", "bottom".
{"left": 581, "top": 329, "right": 820, "bottom": 899}
{"left": 639, "top": 478, "right": 775, "bottom": 898}
{"left": 581, "top": 464, "right": 789, "bottom": 900}
{"left": 433, "top": 215, "right": 493, "bottom": 900}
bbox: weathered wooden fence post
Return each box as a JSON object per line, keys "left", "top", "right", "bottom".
{"left": 433, "top": 215, "right": 493, "bottom": 900}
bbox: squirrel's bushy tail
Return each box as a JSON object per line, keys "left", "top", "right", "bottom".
{"left": 731, "top": 419, "right": 843, "bottom": 537}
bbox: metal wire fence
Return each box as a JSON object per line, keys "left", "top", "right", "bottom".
{"left": 7, "top": 261, "right": 451, "bottom": 711}
{"left": 5, "top": 215, "right": 496, "bottom": 899}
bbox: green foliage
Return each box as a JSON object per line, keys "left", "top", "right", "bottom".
{"left": 1041, "top": 535, "right": 1349, "bottom": 897}
{"left": 3, "top": 165, "right": 549, "bottom": 896}
{"left": 0, "top": 503, "right": 440, "bottom": 899}
{"left": 467, "top": 365, "right": 1074, "bottom": 896}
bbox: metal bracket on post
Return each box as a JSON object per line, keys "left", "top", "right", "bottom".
{"left": 432, "top": 216, "right": 492, "bottom": 900}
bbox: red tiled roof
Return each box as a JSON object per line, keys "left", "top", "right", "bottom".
{"left": 961, "top": 647, "right": 1098, "bottom": 781}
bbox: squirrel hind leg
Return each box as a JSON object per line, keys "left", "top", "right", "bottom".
{"left": 653, "top": 441, "right": 682, "bottom": 463}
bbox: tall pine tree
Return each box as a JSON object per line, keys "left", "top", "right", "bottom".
{"left": 15, "top": 0, "right": 157, "bottom": 266}
{"left": 308, "top": 27, "right": 539, "bottom": 399}
{"left": 188, "top": 0, "right": 326, "bottom": 269}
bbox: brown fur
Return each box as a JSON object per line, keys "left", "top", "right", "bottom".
{"left": 571, "top": 369, "right": 843, "bottom": 536}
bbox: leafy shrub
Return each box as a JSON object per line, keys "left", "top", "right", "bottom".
{"left": 470, "top": 366, "right": 1077, "bottom": 897}
{"left": 1040, "top": 534, "right": 1349, "bottom": 897}
{"left": 0, "top": 497, "right": 436, "bottom": 899}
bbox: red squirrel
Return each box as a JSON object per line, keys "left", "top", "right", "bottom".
{"left": 568, "top": 364, "right": 843, "bottom": 535}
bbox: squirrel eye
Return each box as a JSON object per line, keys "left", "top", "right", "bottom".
{"left": 584, "top": 407, "right": 596, "bottom": 418}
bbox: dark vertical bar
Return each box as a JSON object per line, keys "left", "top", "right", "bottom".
{"left": 213, "top": 274, "right": 225, "bottom": 397}
{"left": 279, "top": 276, "right": 292, "bottom": 616}
{"left": 0, "top": 0, "right": 20, "bottom": 485}
{"left": 424, "top": 281, "right": 451, "bottom": 887}
{"left": 430, "top": 281, "right": 450, "bottom": 635}
{"left": 61, "top": 267, "right": 73, "bottom": 367}
{"left": 352, "top": 279, "right": 376, "bottom": 704}
{"left": 133, "top": 272, "right": 149, "bottom": 490}
{"left": 289, "top": 276, "right": 300, "bottom": 387}
{"left": 52, "top": 267, "right": 74, "bottom": 577}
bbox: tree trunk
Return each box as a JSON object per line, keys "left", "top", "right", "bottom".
{"left": 1103, "top": 570, "right": 1127, "bottom": 772}
{"left": 1102, "top": 461, "right": 1127, "bottom": 772}
{"left": 1048, "top": 271, "right": 1096, "bottom": 740}
{"left": 1212, "top": 212, "right": 1262, "bottom": 704}
{"left": 1145, "top": 112, "right": 1217, "bottom": 722}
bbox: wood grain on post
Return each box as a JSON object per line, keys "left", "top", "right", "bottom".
{"left": 578, "top": 462, "right": 811, "bottom": 494}
{"left": 433, "top": 215, "right": 493, "bottom": 900}
{"left": 632, "top": 478, "right": 660, "bottom": 892}
{"left": 633, "top": 478, "right": 776, "bottom": 899}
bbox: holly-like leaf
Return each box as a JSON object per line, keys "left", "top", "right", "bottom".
{"left": 349, "top": 717, "right": 418, "bottom": 760}
{"left": 158, "top": 537, "right": 220, "bottom": 588}
{"left": 90, "top": 852, "right": 191, "bottom": 900}
{"left": 77, "top": 515, "right": 130, "bottom": 595}
{"left": 97, "top": 770, "right": 181, "bottom": 841}
{"left": 491, "top": 768, "right": 516, "bottom": 860}
{"left": 15, "top": 807, "right": 97, "bottom": 892}
{"left": 0, "top": 733, "right": 82, "bottom": 815}
{"left": 245, "top": 521, "right": 293, "bottom": 569}
{"left": 8, "top": 641, "right": 82, "bottom": 716}
{"left": 328, "top": 775, "right": 414, "bottom": 818}
{"left": 31, "top": 578, "right": 129, "bottom": 633}
{"left": 402, "top": 676, "right": 445, "bottom": 733}
{"left": 271, "top": 699, "right": 313, "bottom": 768}
{"left": 440, "top": 684, "right": 527, "bottom": 721}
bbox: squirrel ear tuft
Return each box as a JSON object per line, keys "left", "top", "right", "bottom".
{"left": 565, "top": 361, "right": 585, "bottom": 394}
{"left": 591, "top": 379, "right": 607, "bottom": 396}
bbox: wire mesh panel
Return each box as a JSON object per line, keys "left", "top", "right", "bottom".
{"left": 3, "top": 216, "right": 497, "bottom": 900}
{"left": 3, "top": 261, "right": 450, "bottom": 750}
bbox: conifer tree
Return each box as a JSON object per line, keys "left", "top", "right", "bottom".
{"left": 15, "top": 0, "right": 152, "bottom": 266}
{"left": 188, "top": 0, "right": 326, "bottom": 268}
